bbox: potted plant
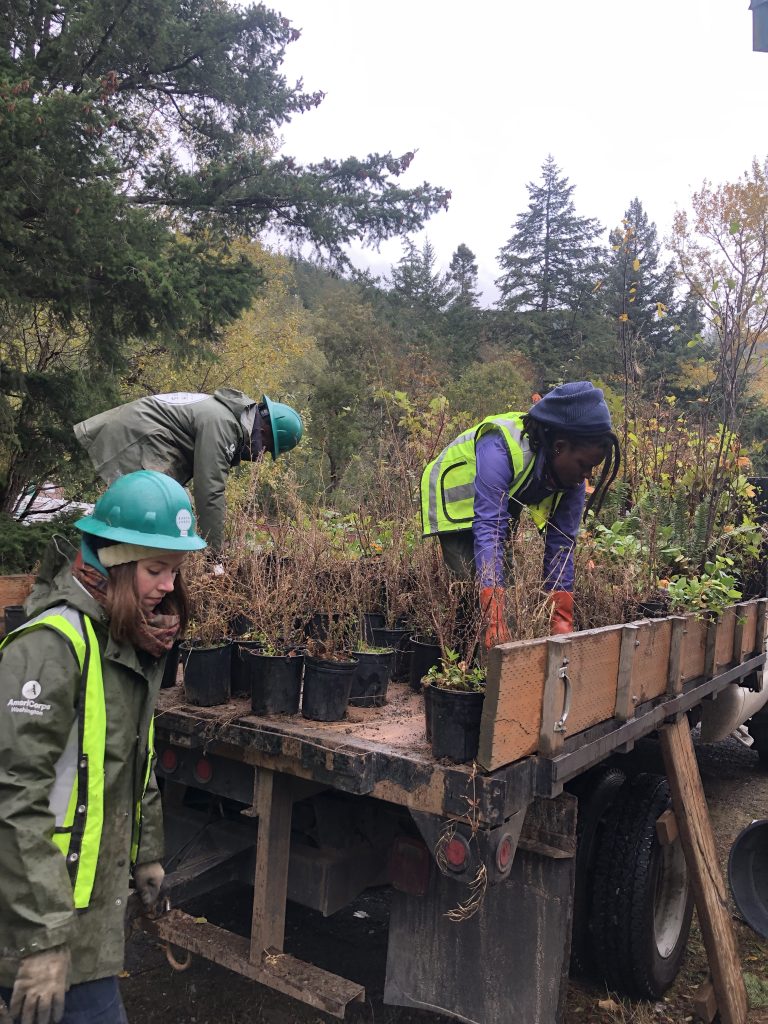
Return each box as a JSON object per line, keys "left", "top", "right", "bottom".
{"left": 299, "top": 547, "right": 359, "bottom": 722}
{"left": 181, "top": 554, "right": 233, "bottom": 707}
{"left": 424, "top": 649, "right": 487, "bottom": 763}
{"left": 229, "top": 539, "right": 306, "bottom": 717}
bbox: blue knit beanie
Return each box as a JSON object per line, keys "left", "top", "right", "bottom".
{"left": 527, "top": 381, "right": 612, "bottom": 434}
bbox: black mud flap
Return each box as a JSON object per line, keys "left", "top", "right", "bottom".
{"left": 384, "top": 846, "right": 575, "bottom": 1024}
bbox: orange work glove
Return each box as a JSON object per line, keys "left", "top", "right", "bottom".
{"left": 480, "top": 586, "right": 512, "bottom": 650}
{"left": 548, "top": 590, "right": 574, "bottom": 635}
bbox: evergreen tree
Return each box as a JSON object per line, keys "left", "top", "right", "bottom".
{"left": 496, "top": 156, "right": 603, "bottom": 313}
{"left": 389, "top": 240, "right": 451, "bottom": 312}
{"left": 0, "top": 0, "right": 449, "bottom": 510}
{"left": 444, "top": 243, "right": 483, "bottom": 369}
{"left": 602, "top": 199, "right": 681, "bottom": 396}
{"left": 446, "top": 244, "right": 481, "bottom": 309}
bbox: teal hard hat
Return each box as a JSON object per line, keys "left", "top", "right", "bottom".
{"left": 261, "top": 394, "right": 304, "bottom": 460}
{"left": 75, "top": 470, "right": 207, "bottom": 551}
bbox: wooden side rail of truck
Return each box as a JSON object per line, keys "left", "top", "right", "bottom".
{"left": 136, "top": 599, "right": 767, "bottom": 1024}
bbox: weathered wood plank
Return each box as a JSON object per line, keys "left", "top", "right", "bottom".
{"left": 631, "top": 618, "right": 672, "bottom": 704}
{"left": 666, "top": 617, "right": 687, "bottom": 696}
{"left": 250, "top": 769, "right": 293, "bottom": 960}
{"left": 681, "top": 615, "right": 708, "bottom": 682}
{"left": 660, "top": 717, "right": 748, "bottom": 1024}
{"left": 614, "top": 624, "right": 639, "bottom": 722}
{"left": 477, "top": 637, "right": 547, "bottom": 770}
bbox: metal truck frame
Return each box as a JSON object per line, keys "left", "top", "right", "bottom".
{"left": 136, "top": 599, "right": 768, "bottom": 1024}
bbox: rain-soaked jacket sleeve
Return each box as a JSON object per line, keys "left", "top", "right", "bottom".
{"left": 134, "top": 768, "right": 164, "bottom": 866}
{"left": 0, "top": 632, "right": 79, "bottom": 957}
{"left": 191, "top": 413, "right": 242, "bottom": 552}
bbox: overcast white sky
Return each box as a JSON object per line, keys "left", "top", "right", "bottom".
{"left": 268, "top": 1, "right": 767, "bottom": 306}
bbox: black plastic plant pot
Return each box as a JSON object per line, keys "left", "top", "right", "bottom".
{"left": 429, "top": 683, "right": 485, "bottom": 763}
{"left": 250, "top": 651, "right": 303, "bottom": 716}
{"left": 180, "top": 639, "right": 232, "bottom": 707}
{"left": 409, "top": 636, "right": 442, "bottom": 692}
{"left": 370, "top": 626, "right": 411, "bottom": 682}
{"left": 423, "top": 679, "right": 433, "bottom": 742}
{"left": 160, "top": 641, "right": 181, "bottom": 689}
{"left": 3, "top": 604, "right": 28, "bottom": 634}
{"left": 362, "top": 611, "right": 386, "bottom": 644}
{"left": 349, "top": 649, "right": 395, "bottom": 708}
{"left": 230, "top": 639, "right": 264, "bottom": 697}
{"left": 302, "top": 654, "right": 357, "bottom": 722}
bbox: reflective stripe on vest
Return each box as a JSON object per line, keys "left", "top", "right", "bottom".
{"left": 420, "top": 412, "right": 562, "bottom": 536}
{"left": 0, "top": 611, "right": 154, "bottom": 908}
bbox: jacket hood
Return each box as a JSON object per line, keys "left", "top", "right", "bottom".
{"left": 25, "top": 537, "right": 107, "bottom": 625}
{"left": 213, "top": 388, "right": 259, "bottom": 441}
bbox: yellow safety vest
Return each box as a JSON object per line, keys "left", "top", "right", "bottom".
{"left": 420, "top": 412, "right": 562, "bottom": 536}
{"left": 0, "top": 610, "right": 154, "bottom": 909}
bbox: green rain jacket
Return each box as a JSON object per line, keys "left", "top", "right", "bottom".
{"left": 0, "top": 540, "right": 164, "bottom": 986}
{"left": 74, "top": 389, "right": 259, "bottom": 551}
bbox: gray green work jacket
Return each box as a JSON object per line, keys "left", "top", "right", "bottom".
{"left": 0, "top": 542, "right": 164, "bottom": 986}
{"left": 74, "top": 389, "right": 259, "bottom": 551}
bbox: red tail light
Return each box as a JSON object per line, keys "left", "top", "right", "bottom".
{"left": 495, "top": 832, "right": 514, "bottom": 873}
{"left": 194, "top": 758, "right": 213, "bottom": 783}
{"left": 444, "top": 834, "right": 471, "bottom": 872}
{"left": 159, "top": 748, "right": 177, "bottom": 773}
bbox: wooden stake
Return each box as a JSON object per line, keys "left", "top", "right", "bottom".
{"left": 659, "top": 717, "right": 747, "bottom": 1024}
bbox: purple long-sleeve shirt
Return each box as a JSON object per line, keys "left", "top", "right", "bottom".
{"left": 473, "top": 430, "right": 585, "bottom": 591}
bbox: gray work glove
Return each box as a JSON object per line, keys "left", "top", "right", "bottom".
{"left": 133, "top": 861, "right": 165, "bottom": 909}
{"left": 10, "top": 948, "right": 70, "bottom": 1024}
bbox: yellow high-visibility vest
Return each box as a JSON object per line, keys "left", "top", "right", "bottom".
{"left": 420, "top": 412, "right": 562, "bottom": 536}
{"left": 0, "top": 609, "right": 154, "bottom": 909}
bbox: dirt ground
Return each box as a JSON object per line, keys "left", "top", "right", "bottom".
{"left": 121, "top": 733, "right": 768, "bottom": 1024}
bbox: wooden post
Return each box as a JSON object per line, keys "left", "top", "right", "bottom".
{"left": 659, "top": 717, "right": 747, "bottom": 1024}
{"left": 539, "top": 637, "right": 571, "bottom": 757}
{"left": 250, "top": 768, "right": 293, "bottom": 963}
{"left": 615, "top": 624, "right": 638, "bottom": 722}
{"left": 666, "top": 616, "right": 686, "bottom": 696}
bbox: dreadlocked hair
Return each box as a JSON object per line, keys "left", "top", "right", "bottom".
{"left": 522, "top": 414, "right": 621, "bottom": 521}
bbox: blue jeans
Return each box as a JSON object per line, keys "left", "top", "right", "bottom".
{"left": 1, "top": 976, "right": 128, "bottom": 1024}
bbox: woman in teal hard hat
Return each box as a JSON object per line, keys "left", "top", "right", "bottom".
{"left": 74, "top": 389, "right": 304, "bottom": 553}
{"left": 0, "top": 471, "right": 206, "bottom": 1024}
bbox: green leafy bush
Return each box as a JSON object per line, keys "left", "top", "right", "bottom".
{"left": 0, "top": 515, "right": 80, "bottom": 573}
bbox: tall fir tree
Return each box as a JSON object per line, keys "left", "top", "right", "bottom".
{"left": 444, "top": 243, "right": 482, "bottom": 369}
{"left": 495, "top": 156, "right": 603, "bottom": 313}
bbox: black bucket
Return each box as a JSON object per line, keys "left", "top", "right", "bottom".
{"left": 181, "top": 640, "right": 232, "bottom": 707}
{"left": 370, "top": 626, "right": 411, "bottom": 681}
{"left": 3, "top": 605, "right": 27, "bottom": 634}
{"left": 231, "top": 639, "right": 263, "bottom": 697}
{"left": 429, "top": 684, "right": 485, "bottom": 763}
{"left": 349, "top": 649, "right": 395, "bottom": 708}
{"left": 250, "top": 651, "right": 303, "bottom": 716}
{"left": 409, "top": 636, "right": 442, "bottom": 692}
{"left": 363, "top": 612, "right": 386, "bottom": 644}
{"left": 160, "top": 641, "right": 181, "bottom": 689}
{"left": 302, "top": 654, "right": 357, "bottom": 722}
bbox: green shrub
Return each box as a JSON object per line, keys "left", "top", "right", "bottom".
{"left": 0, "top": 514, "right": 80, "bottom": 574}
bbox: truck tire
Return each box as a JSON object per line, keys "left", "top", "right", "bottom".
{"left": 588, "top": 773, "right": 693, "bottom": 999}
{"left": 566, "top": 765, "right": 627, "bottom": 977}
